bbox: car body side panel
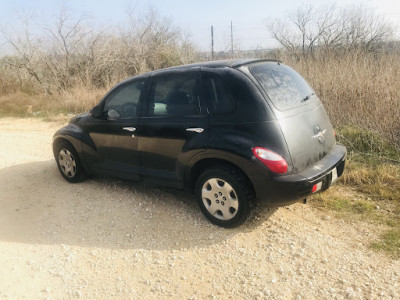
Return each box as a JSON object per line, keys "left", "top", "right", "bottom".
{"left": 53, "top": 124, "right": 84, "bottom": 151}
{"left": 81, "top": 117, "right": 140, "bottom": 180}
{"left": 53, "top": 123, "right": 91, "bottom": 173}
{"left": 206, "top": 120, "right": 292, "bottom": 173}
{"left": 187, "top": 143, "right": 346, "bottom": 206}
{"left": 137, "top": 116, "right": 209, "bottom": 188}
{"left": 135, "top": 69, "right": 209, "bottom": 187}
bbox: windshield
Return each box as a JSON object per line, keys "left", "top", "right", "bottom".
{"left": 250, "top": 62, "right": 314, "bottom": 111}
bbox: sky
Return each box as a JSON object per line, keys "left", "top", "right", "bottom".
{"left": 1, "top": 0, "right": 400, "bottom": 53}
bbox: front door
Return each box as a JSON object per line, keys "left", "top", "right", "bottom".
{"left": 83, "top": 78, "right": 146, "bottom": 180}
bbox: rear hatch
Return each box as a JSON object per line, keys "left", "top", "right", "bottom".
{"left": 249, "top": 62, "right": 335, "bottom": 173}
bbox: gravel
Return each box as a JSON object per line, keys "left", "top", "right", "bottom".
{"left": 0, "top": 118, "right": 399, "bottom": 299}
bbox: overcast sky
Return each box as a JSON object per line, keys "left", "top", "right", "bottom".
{"left": 1, "top": 0, "right": 400, "bottom": 52}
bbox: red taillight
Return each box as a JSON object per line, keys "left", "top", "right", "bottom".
{"left": 312, "top": 182, "right": 322, "bottom": 193}
{"left": 252, "top": 147, "right": 288, "bottom": 174}
{"left": 333, "top": 130, "right": 336, "bottom": 138}
{"left": 312, "top": 184, "right": 318, "bottom": 193}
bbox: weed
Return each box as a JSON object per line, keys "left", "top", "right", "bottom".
{"left": 336, "top": 126, "right": 400, "bottom": 161}
{"left": 371, "top": 229, "right": 400, "bottom": 258}
{"left": 312, "top": 137, "right": 400, "bottom": 257}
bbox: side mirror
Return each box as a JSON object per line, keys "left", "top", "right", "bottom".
{"left": 107, "top": 109, "right": 121, "bottom": 120}
{"left": 90, "top": 105, "right": 103, "bottom": 118}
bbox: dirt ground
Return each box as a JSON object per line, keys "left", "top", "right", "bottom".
{"left": 0, "top": 118, "right": 399, "bottom": 299}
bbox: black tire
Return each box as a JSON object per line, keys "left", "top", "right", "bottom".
{"left": 195, "top": 165, "right": 255, "bottom": 228}
{"left": 55, "top": 141, "right": 85, "bottom": 183}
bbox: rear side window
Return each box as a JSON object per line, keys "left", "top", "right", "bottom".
{"left": 148, "top": 74, "right": 201, "bottom": 116}
{"left": 250, "top": 63, "right": 314, "bottom": 111}
{"left": 202, "top": 73, "right": 235, "bottom": 114}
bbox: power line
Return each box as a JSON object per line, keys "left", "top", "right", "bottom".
{"left": 230, "top": 21, "right": 234, "bottom": 58}
{"left": 211, "top": 25, "right": 214, "bottom": 59}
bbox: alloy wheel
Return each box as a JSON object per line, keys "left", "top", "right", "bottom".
{"left": 58, "top": 148, "right": 77, "bottom": 178}
{"left": 201, "top": 178, "right": 239, "bottom": 220}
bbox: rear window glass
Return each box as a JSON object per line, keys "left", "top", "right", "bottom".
{"left": 250, "top": 62, "right": 314, "bottom": 111}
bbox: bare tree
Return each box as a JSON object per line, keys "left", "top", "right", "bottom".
{"left": 0, "top": 6, "right": 198, "bottom": 97}
{"left": 0, "top": 13, "right": 54, "bottom": 95}
{"left": 266, "top": 4, "right": 395, "bottom": 57}
{"left": 340, "top": 5, "right": 394, "bottom": 52}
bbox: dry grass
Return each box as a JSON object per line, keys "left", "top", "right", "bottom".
{"left": 1, "top": 52, "right": 399, "bottom": 256}
{"left": 2, "top": 51, "right": 400, "bottom": 149}
{"left": 57, "top": 87, "right": 108, "bottom": 113}
{"left": 289, "top": 52, "right": 400, "bottom": 148}
{"left": 0, "top": 87, "right": 107, "bottom": 118}
{"left": 371, "top": 229, "right": 400, "bottom": 258}
{"left": 311, "top": 146, "right": 400, "bottom": 257}
{"left": 310, "top": 123, "right": 400, "bottom": 257}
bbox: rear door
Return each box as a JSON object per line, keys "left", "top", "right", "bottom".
{"left": 249, "top": 62, "right": 335, "bottom": 173}
{"left": 136, "top": 70, "right": 208, "bottom": 187}
{"left": 83, "top": 78, "right": 146, "bottom": 179}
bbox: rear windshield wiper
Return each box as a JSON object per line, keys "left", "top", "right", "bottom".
{"left": 301, "top": 93, "right": 314, "bottom": 102}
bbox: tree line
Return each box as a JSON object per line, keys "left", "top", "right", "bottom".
{"left": 0, "top": 7, "right": 197, "bottom": 97}
{"left": 0, "top": 4, "right": 397, "bottom": 95}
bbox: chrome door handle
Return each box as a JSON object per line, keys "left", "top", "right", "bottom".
{"left": 123, "top": 127, "right": 136, "bottom": 132}
{"left": 186, "top": 128, "right": 204, "bottom": 133}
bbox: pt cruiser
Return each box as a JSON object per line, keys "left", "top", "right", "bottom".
{"left": 53, "top": 59, "right": 346, "bottom": 227}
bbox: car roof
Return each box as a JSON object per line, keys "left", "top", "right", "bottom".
{"left": 149, "top": 58, "right": 281, "bottom": 75}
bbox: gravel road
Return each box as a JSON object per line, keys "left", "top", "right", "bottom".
{"left": 0, "top": 118, "right": 399, "bottom": 299}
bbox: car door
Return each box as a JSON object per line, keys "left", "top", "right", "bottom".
{"left": 136, "top": 70, "right": 208, "bottom": 187}
{"left": 83, "top": 78, "right": 146, "bottom": 180}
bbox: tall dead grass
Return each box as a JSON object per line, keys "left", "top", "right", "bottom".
{"left": 0, "top": 87, "right": 107, "bottom": 117}
{"left": 288, "top": 52, "right": 400, "bottom": 148}
{"left": 1, "top": 50, "right": 400, "bottom": 150}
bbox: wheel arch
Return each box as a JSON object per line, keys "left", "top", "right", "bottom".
{"left": 52, "top": 125, "right": 88, "bottom": 173}
{"left": 187, "top": 156, "right": 256, "bottom": 197}
{"left": 53, "top": 135, "right": 81, "bottom": 157}
{"left": 52, "top": 124, "right": 91, "bottom": 157}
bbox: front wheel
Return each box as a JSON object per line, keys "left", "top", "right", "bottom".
{"left": 195, "top": 166, "right": 254, "bottom": 228}
{"left": 55, "top": 141, "right": 85, "bottom": 183}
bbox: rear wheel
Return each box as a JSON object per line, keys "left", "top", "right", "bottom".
{"left": 195, "top": 165, "right": 254, "bottom": 228}
{"left": 55, "top": 141, "right": 84, "bottom": 183}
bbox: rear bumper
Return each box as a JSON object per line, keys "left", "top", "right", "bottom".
{"left": 253, "top": 143, "right": 347, "bottom": 206}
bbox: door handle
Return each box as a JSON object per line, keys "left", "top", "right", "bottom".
{"left": 123, "top": 127, "right": 136, "bottom": 132}
{"left": 186, "top": 128, "right": 204, "bottom": 133}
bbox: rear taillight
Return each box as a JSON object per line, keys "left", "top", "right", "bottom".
{"left": 312, "top": 182, "right": 322, "bottom": 193}
{"left": 252, "top": 147, "right": 288, "bottom": 174}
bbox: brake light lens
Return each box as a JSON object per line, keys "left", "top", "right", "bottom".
{"left": 312, "top": 182, "right": 323, "bottom": 193}
{"left": 252, "top": 147, "right": 288, "bottom": 174}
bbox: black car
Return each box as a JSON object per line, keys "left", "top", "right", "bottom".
{"left": 53, "top": 59, "right": 346, "bottom": 227}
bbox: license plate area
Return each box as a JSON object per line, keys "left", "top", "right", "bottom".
{"left": 331, "top": 167, "right": 338, "bottom": 184}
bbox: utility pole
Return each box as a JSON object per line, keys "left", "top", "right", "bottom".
{"left": 211, "top": 25, "right": 214, "bottom": 60}
{"left": 230, "top": 21, "right": 234, "bottom": 58}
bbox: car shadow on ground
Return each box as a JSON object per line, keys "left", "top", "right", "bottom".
{"left": 0, "top": 160, "right": 277, "bottom": 250}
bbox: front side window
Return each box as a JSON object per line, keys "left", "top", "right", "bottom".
{"left": 250, "top": 62, "right": 314, "bottom": 111}
{"left": 103, "top": 80, "right": 145, "bottom": 119}
{"left": 202, "top": 73, "right": 235, "bottom": 114}
{"left": 148, "top": 74, "right": 200, "bottom": 116}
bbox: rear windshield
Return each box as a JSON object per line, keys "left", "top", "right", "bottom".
{"left": 250, "top": 62, "right": 314, "bottom": 111}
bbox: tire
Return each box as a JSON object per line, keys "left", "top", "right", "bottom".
{"left": 195, "top": 165, "right": 254, "bottom": 228}
{"left": 55, "top": 141, "right": 85, "bottom": 183}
